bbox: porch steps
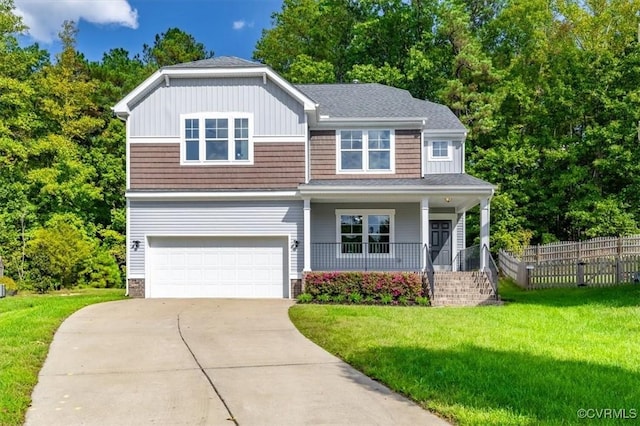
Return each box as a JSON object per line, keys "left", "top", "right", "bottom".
{"left": 431, "top": 271, "right": 499, "bottom": 307}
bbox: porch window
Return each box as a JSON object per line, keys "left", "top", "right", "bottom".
{"left": 181, "top": 113, "right": 253, "bottom": 164}
{"left": 337, "top": 210, "right": 394, "bottom": 254}
{"left": 337, "top": 130, "right": 394, "bottom": 172}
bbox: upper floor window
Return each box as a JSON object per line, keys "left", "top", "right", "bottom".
{"left": 337, "top": 130, "right": 394, "bottom": 173}
{"left": 429, "top": 140, "right": 452, "bottom": 161}
{"left": 181, "top": 113, "right": 253, "bottom": 165}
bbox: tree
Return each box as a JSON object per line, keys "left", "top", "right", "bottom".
{"left": 143, "top": 27, "right": 213, "bottom": 67}
{"left": 254, "top": 0, "right": 357, "bottom": 80}
{"left": 285, "top": 54, "right": 336, "bottom": 83}
{"left": 26, "top": 214, "right": 93, "bottom": 290}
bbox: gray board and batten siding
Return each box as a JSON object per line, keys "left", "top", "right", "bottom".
{"left": 425, "top": 140, "right": 464, "bottom": 174}
{"left": 129, "top": 77, "right": 306, "bottom": 137}
{"left": 128, "top": 200, "right": 304, "bottom": 278}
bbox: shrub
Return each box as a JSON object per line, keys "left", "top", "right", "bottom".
{"left": 380, "top": 293, "right": 393, "bottom": 305}
{"left": 303, "top": 271, "right": 424, "bottom": 305}
{"left": 0, "top": 276, "right": 17, "bottom": 292}
{"left": 317, "top": 294, "right": 331, "bottom": 303}
{"left": 26, "top": 214, "right": 93, "bottom": 290}
{"left": 297, "top": 293, "right": 313, "bottom": 303}
{"left": 79, "top": 249, "right": 122, "bottom": 288}
{"left": 332, "top": 294, "right": 346, "bottom": 304}
{"left": 415, "top": 296, "right": 430, "bottom": 306}
{"left": 348, "top": 292, "right": 363, "bottom": 304}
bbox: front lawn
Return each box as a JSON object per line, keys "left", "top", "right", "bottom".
{"left": 0, "top": 289, "right": 126, "bottom": 425}
{"left": 289, "top": 281, "right": 640, "bottom": 425}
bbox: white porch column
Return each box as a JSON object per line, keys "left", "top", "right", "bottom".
{"left": 303, "top": 198, "right": 311, "bottom": 271}
{"left": 420, "top": 197, "right": 429, "bottom": 271}
{"left": 480, "top": 197, "right": 491, "bottom": 269}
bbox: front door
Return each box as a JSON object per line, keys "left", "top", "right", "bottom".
{"left": 430, "top": 220, "right": 452, "bottom": 269}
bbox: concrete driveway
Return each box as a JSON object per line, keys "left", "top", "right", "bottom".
{"left": 26, "top": 299, "right": 448, "bottom": 425}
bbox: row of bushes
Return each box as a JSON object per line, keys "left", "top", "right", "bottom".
{"left": 298, "top": 271, "right": 428, "bottom": 305}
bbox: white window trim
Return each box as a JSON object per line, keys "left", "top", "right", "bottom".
{"left": 180, "top": 112, "right": 254, "bottom": 165}
{"left": 336, "top": 130, "right": 396, "bottom": 174}
{"left": 427, "top": 140, "right": 453, "bottom": 162}
{"left": 335, "top": 209, "right": 395, "bottom": 257}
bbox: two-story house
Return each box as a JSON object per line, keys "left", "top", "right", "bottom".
{"left": 113, "top": 57, "right": 495, "bottom": 302}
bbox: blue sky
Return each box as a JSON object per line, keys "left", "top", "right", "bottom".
{"left": 14, "top": 0, "right": 283, "bottom": 62}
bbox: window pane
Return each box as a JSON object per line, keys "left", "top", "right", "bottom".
{"left": 205, "top": 118, "right": 228, "bottom": 139}
{"left": 368, "top": 235, "right": 390, "bottom": 254}
{"left": 340, "top": 131, "right": 362, "bottom": 149}
{"left": 206, "top": 141, "right": 228, "bottom": 160}
{"left": 185, "top": 119, "right": 199, "bottom": 139}
{"left": 341, "top": 151, "right": 363, "bottom": 169}
{"left": 235, "top": 140, "right": 249, "bottom": 160}
{"left": 368, "top": 130, "right": 390, "bottom": 149}
{"left": 341, "top": 235, "right": 363, "bottom": 254}
{"left": 369, "top": 151, "right": 390, "bottom": 169}
{"left": 433, "top": 141, "right": 448, "bottom": 157}
{"left": 185, "top": 140, "right": 199, "bottom": 161}
{"left": 235, "top": 118, "right": 248, "bottom": 139}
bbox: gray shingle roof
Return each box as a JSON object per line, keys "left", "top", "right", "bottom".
{"left": 303, "top": 174, "right": 494, "bottom": 188}
{"left": 295, "top": 83, "right": 465, "bottom": 130}
{"left": 164, "top": 56, "right": 263, "bottom": 69}
{"left": 162, "top": 58, "right": 464, "bottom": 130}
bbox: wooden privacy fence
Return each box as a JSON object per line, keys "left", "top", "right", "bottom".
{"left": 499, "top": 235, "right": 640, "bottom": 289}
{"left": 521, "top": 235, "right": 640, "bottom": 263}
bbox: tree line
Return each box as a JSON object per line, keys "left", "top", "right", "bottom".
{"left": 1, "top": 0, "right": 639, "bottom": 290}
{"left": 0, "top": 0, "right": 212, "bottom": 291}
{"left": 256, "top": 0, "right": 640, "bottom": 253}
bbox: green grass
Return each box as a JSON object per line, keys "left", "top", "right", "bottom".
{"left": 0, "top": 288, "right": 126, "bottom": 426}
{"left": 289, "top": 280, "right": 640, "bottom": 425}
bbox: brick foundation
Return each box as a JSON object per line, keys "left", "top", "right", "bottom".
{"left": 291, "top": 279, "right": 303, "bottom": 298}
{"left": 128, "top": 278, "right": 145, "bottom": 298}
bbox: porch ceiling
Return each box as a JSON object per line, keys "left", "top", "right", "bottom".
{"left": 299, "top": 175, "right": 494, "bottom": 210}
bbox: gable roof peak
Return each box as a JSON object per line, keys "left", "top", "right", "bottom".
{"left": 163, "top": 56, "right": 264, "bottom": 69}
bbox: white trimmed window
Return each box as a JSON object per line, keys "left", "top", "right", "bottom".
{"left": 181, "top": 113, "right": 253, "bottom": 164}
{"left": 336, "top": 210, "right": 395, "bottom": 254}
{"left": 337, "top": 130, "right": 394, "bottom": 172}
{"left": 429, "top": 140, "right": 452, "bottom": 161}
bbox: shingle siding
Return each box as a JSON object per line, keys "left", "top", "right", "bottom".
{"left": 130, "top": 143, "right": 305, "bottom": 189}
{"left": 310, "top": 129, "right": 421, "bottom": 179}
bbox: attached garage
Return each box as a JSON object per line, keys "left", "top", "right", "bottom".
{"left": 146, "top": 236, "right": 288, "bottom": 298}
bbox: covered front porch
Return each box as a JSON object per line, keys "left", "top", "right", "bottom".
{"left": 298, "top": 177, "right": 495, "bottom": 274}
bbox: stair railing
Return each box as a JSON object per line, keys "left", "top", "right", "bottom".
{"left": 482, "top": 245, "right": 499, "bottom": 295}
{"left": 424, "top": 244, "right": 435, "bottom": 300}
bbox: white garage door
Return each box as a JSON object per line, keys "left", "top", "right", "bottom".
{"left": 147, "top": 236, "right": 287, "bottom": 298}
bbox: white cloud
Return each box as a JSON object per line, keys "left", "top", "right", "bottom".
{"left": 14, "top": 0, "right": 139, "bottom": 43}
{"left": 232, "top": 20, "right": 254, "bottom": 31}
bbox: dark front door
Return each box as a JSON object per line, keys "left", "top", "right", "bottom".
{"left": 430, "top": 220, "right": 452, "bottom": 268}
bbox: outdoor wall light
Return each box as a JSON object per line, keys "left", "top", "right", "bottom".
{"left": 292, "top": 240, "right": 299, "bottom": 249}
{"left": 131, "top": 240, "right": 140, "bottom": 251}
{"left": 444, "top": 197, "right": 452, "bottom": 203}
